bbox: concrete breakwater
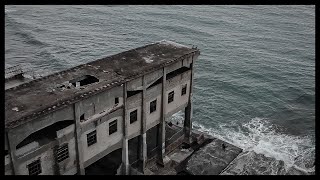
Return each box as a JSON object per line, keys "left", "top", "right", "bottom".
{"left": 129, "top": 123, "right": 243, "bottom": 175}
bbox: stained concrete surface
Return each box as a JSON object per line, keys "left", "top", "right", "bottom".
{"left": 185, "top": 139, "right": 242, "bottom": 175}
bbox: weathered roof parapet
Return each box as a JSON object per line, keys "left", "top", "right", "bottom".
{"left": 5, "top": 40, "right": 200, "bottom": 129}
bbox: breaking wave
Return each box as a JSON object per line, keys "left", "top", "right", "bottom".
{"left": 170, "top": 114, "right": 315, "bottom": 174}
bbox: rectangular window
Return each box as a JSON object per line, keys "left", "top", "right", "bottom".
{"left": 87, "top": 130, "right": 97, "bottom": 147}
{"left": 109, "top": 120, "right": 117, "bottom": 135}
{"left": 115, "top": 97, "right": 119, "bottom": 104}
{"left": 168, "top": 91, "right": 174, "bottom": 103}
{"left": 56, "top": 144, "right": 69, "bottom": 163}
{"left": 150, "top": 99, "right": 157, "bottom": 113}
{"left": 181, "top": 84, "right": 187, "bottom": 96}
{"left": 27, "top": 159, "right": 42, "bottom": 175}
{"left": 130, "top": 110, "right": 138, "bottom": 124}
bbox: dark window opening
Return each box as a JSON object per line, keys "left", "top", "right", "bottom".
{"left": 115, "top": 97, "right": 119, "bottom": 104}
{"left": 4, "top": 150, "right": 8, "bottom": 156}
{"left": 182, "top": 84, "right": 187, "bottom": 96}
{"left": 166, "top": 66, "right": 190, "bottom": 80}
{"left": 147, "top": 77, "right": 163, "bottom": 90}
{"left": 28, "top": 159, "right": 42, "bottom": 175}
{"left": 16, "top": 120, "right": 74, "bottom": 149}
{"left": 168, "top": 91, "right": 174, "bottom": 103}
{"left": 69, "top": 75, "right": 99, "bottom": 87}
{"left": 150, "top": 99, "right": 157, "bottom": 113}
{"left": 127, "top": 90, "right": 142, "bottom": 98}
{"left": 84, "top": 148, "right": 122, "bottom": 175}
{"left": 130, "top": 110, "right": 138, "bottom": 124}
{"left": 56, "top": 144, "right": 69, "bottom": 163}
{"left": 80, "top": 114, "right": 85, "bottom": 121}
{"left": 109, "top": 120, "right": 118, "bottom": 135}
{"left": 146, "top": 125, "right": 159, "bottom": 158}
{"left": 87, "top": 130, "right": 97, "bottom": 147}
{"left": 128, "top": 136, "right": 139, "bottom": 164}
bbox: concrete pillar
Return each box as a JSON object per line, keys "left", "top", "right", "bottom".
{"left": 6, "top": 132, "right": 17, "bottom": 175}
{"left": 157, "top": 67, "right": 170, "bottom": 166}
{"left": 184, "top": 101, "right": 192, "bottom": 143}
{"left": 53, "top": 145, "right": 61, "bottom": 175}
{"left": 138, "top": 75, "right": 147, "bottom": 173}
{"left": 122, "top": 82, "right": 129, "bottom": 175}
{"left": 184, "top": 58, "right": 194, "bottom": 144}
{"left": 122, "top": 139, "right": 129, "bottom": 175}
{"left": 74, "top": 103, "right": 85, "bottom": 175}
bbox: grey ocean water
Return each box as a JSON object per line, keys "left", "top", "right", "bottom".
{"left": 5, "top": 5, "right": 315, "bottom": 174}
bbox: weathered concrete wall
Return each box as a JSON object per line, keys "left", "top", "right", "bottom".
{"left": 145, "top": 69, "right": 163, "bottom": 88}
{"left": 145, "top": 83, "right": 162, "bottom": 131}
{"left": 165, "top": 71, "right": 191, "bottom": 116}
{"left": 127, "top": 77, "right": 142, "bottom": 91}
{"left": 166, "top": 61, "right": 182, "bottom": 74}
{"left": 56, "top": 124, "right": 77, "bottom": 175}
{"left": 81, "top": 115, "right": 123, "bottom": 163}
{"left": 5, "top": 133, "right": 13, "bottom": 175}
{"left": 126, "top": 93, "right": 142, "bottom": 140}
{"left": 13, "top": 124, "right": 76, "bottom": 175}
{"left": 16, "top": 141, "right": 40, "bottom": 156}
{"left": 17, "top": 144, "right": 55, "bottom": 175}
{"left": 10, "top": 105, "right": 74, "bottom": 148}
{"left": 5, "top": 155, "right": 13, "bottom": 175}
{"left": 77, "top": 85, "right": 123, "bottom": 120}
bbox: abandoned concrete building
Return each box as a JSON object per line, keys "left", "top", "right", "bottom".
{"left": 5, "top": 41, "right": 200, "bottom": 175}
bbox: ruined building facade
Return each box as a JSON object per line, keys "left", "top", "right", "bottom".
{"left": 5, "top": 41, "right": 200, "bottom": 175}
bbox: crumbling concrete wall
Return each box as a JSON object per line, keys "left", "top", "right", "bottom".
{"left": 81, "top": 115, "right": 123, "bottom": 163}
{"left": 56, "top": 124, "right": 77, "bottom": 175}
{"left": 5, "top": 154, "right": 13, "bottom": 175}
{"left": 146, "top": 84, "right": 162, "bottom": 131}
{"left": 13, "top": 123, "right": 76, "bottom": 175}
{"left": 77, "top": 85, "right": 123, "bottom": 120}
{"left": 127, "top": 77, "right": 142, "bottom": 91}
{"left": 127, "top": 93, "right": 142, "bottom": 140}
{"left": 17, "top": 144, "right": 55, "bottom": 175}
{"left": 10, "top": 105, "right": 74, "bottom": 149}
{"left": 145, "top": 69, "right": 163, "bottom": 87}
{"left": 5, "top": 134, "right": 13, "bottom": 175}
{"left": 165, "top": 70, "right": 191, "bottom": 117}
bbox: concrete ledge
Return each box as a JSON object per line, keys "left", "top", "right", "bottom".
{"left": 17, "top": 140, "right": 58, "bottom": 163}
{"left": 81, "top": 108, "right": 123, "bottom": 132}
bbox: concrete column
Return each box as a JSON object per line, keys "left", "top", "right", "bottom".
{"left": 157, "top": 67, "right": 170, "bottom": 166}
{"left": 6, "top": 132, "right": 17, "bottom": 175}
{"left": 53, "top": 145, "right": 61, "bottom": 175}
{"left": 184, "top": 102, "right": 192, "bottom": 143}
{"left": 184, "top": 57, "right": 194, "bottom": 144}
{"left": 138, "top": 75, "right": 147, "bottom": 173}
{"left": 122, "top": 82, "right": 129, "bottom": 175}
{"left": 74, "top": 103, "right": 85, "bottom": 175}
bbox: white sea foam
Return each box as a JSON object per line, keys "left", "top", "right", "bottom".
{"left": 171, "top": 113, "right": 315, "bottom": 174}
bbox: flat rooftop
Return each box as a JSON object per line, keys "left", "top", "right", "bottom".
{"left": 5, "top": 40, "right": 200, "bottom": 129}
